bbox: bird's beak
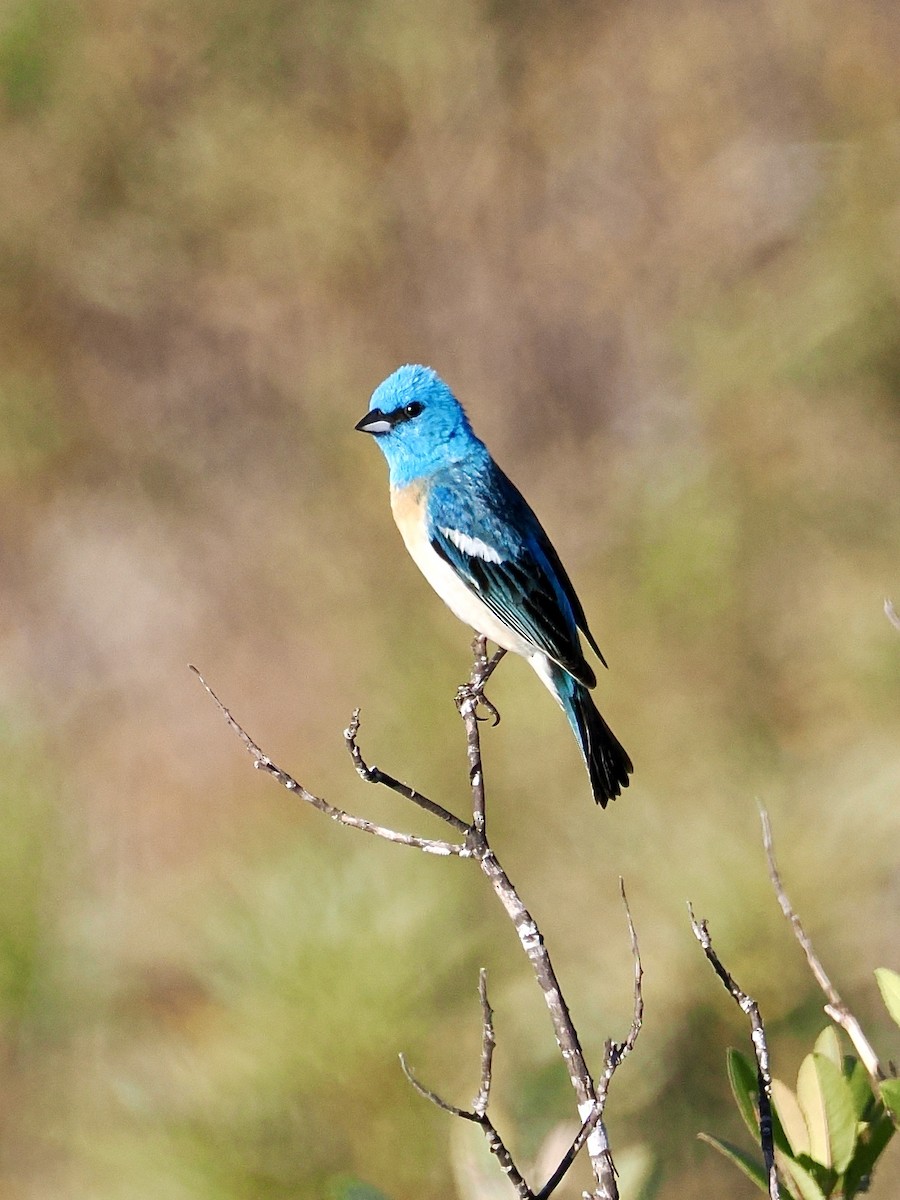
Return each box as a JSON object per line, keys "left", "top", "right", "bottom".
{"left": 354, "top": 408, "right": 394, "bottom": 435}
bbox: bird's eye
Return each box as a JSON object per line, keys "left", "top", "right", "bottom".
{"left": 403, "top": 402, "right": 423, "bottom": 419}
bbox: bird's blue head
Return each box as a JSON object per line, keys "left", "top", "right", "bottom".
{"left": 355, "top": 365, "right": 483, "bottom": 487}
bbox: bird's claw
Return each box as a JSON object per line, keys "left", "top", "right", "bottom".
{"left": 475, "top": 694, "right": 501, "bottom": 726}
{"left": 455, "top": 682, "right": 502, "bottom": 727}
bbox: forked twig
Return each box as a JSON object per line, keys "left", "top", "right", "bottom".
{"left": 690, "top": 905, "right": 779, "bottom": 1200}
{"left": 189, "top": 666, "right": 466, "bottom": 857}
{"left": 456, "top": 637, "right": 618, "bottom": 1199}
{"left": 536, "top": 879, "right": 643, "bottom": 1200}
{"left": 399, "top": 971, "right": 531, "bottom": 1199}
{"left": 345, "top": 708, "right": 469, "bottom": 835}
{"left": 193, "top": 642, "right": 639, "bottom": 1200}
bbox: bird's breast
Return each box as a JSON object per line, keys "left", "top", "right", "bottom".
{"left": 389, "top": 482, "right": 536, "bottom": 661}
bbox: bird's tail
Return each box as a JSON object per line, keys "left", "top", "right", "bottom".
{"left": 557, "top": 672, "right": 633, "bottom": 808}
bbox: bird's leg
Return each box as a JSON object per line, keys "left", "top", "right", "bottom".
{"left": 473, "top": 646, "right": 505, "bottom": 726}
{"left": 456, "top": 637, "right": 506, "bottom": 727}
{"left": 481, "top": 646, "right": 507, "bottom": 686}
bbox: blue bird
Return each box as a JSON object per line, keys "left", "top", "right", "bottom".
{"left": 355, "top": 364, "right": 632, "bottom": 807}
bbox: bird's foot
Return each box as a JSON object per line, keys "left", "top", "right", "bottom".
{"left": 455, "top": 680, "right": 501, "bottom": 726}
{"left": 475, "top": 692, "right": 501, "bottom": 726}
{"left": 455, "top": 640, "right": 506, "bottom": 726}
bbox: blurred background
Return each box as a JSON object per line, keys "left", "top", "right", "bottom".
{"left": 1, "top": 0, "right": 899, "bottom": 1196}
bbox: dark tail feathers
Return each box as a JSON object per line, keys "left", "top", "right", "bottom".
{"left": 567, "top": 683, "right": 633, "bottom": 808}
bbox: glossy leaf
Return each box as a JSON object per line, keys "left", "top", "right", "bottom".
{"left": 797, "top": 1054, "right": 830, "bottom": 1165}
{"left": 843, "top": 1106, "right": 896, "bottom": 1197}
{"left": 813, "top": 1052, "right": 857, "bottom": 1171}
{"left": 770, "top": 1092, "right": 795, "bottom": 1156}
{"left": 772, "top": 1078, "right": 810, "bottom": 1157}
{"left": 775, "top": 1153, "right": 802, "bottom": 1200}
{"left": 796, "top": 1153, "right": 838, "bottom": 1197}
{"left": 875, "top": 968, "right": 900, "bottom": 1028}
{"left": 728, "top": 1047, "right": 761, "bottom": 1139}
{"left": 778, "top": 1154, "right": 828, "bottom": 1200}
{"left": 813, "top": 1026, "right": 842, "bottom": 1069}
{"left": 843, "top": 1056, "right": 875, "bottom": 1119}
{"left": 698, "top": 1133, "right": 767, "bottom": 1192}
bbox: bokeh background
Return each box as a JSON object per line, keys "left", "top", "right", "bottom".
{"left": 2, "top": 1, "right": 899, "bottom": 1197}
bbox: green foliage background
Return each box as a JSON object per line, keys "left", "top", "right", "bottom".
{"left": 1, "top": 1, "right": 899, "bottom": 1197}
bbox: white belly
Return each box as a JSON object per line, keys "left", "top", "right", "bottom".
{"left": 390, "top": 483, "right": 562, "bottom": 705}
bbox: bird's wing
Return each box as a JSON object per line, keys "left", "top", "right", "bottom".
{"left": 526, "top": 505, "right": 608, "bottom": 669}
{"left": 427, "top": 468, "right": 597, "bottom": 688}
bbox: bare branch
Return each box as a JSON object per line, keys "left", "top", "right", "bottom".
{"left": 474, "top": 968, "right": 495, "bottom": 1117}
{"left": 535, "top": 1107, "right": 605, "bottom": 1200}
{"left": 399, "top": 1052, "right": 532, "bottom": 1199}
{"left": 603, "top": 879, "right": 644, "bottom": 1079}
{"left": 621, "top": 880, "right": 644, "bottom": 1055}
{"left": 760, "top": 805, "right": 884, "bottom": 1084}
{"left": 344, "top": 708, "right": 470, "bottom": 835}
{"left": 539, "top": 881, "right": 643, "bottom": 1200}
{"left": 456, "top": 635, "right": 494, "bottom": 837}
{"left": 453, "top": 644, "right": 617, "bottom": 1200}
{"left": 400, "top": 1052, "right": 472, "bottom": 1120}
{"left": 194, "top": 639, "right": 631, "bottom": 1200}
{"left": 190, "top": 666, "right": 467, "bottom": 857}
{"left": 689, "top": 905, "right": 779, "bottom": 1200}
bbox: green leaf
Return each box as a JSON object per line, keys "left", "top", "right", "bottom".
{"left": 843, "top": 1106, "right": 896, "bottom": 1198}
{"left": 698, "top": 1133, "right": 768, "bottom": 1192}
{"left": 728, "top": 1047, "right": 761, "bottom": 1139}
{"left": 880, "top": 1076, "right": 900, "bottom": 1117}
{"left": 875, "top": 968, "right": 900, "bottom": 1028}
{"left": 795, "top": 1153, "right": 838, "bottom": 1196}
{"left": 843, "top": 1057, "right": 876, "bottom": 1119}
{"left": 770, "top": 1094, "right": 796, "bottom": 1157}
{"left": 813, "top": 1052, "right": 857, "bottom": 1172}
{"left": 778, "top": 1154, "right": 829, "bottom": 1200}
{"left": 725, "top": 1047, "right": 794, "bottom": 1155}
{"left": 773, "top": 1078, "right": 811, "bottom": 1157}
{"left": 814, "top": 1026, "right": 842, "bottom": 1069}
{"left": 797, "top": 1054, "right": 830, "bottom": 1165}
{"left": 776, "top": 1155, "right": 803, "bottom": 1200}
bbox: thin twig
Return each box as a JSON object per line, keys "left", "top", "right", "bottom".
{"left": 603, "top": 879, "right": 644, "bottom": 1078}
{"left": 344, "top": 708, "right": 470, "bottom": 835}
{"left": 689, "top": 905, "right": 779, "bottom": 1200}
{"left": 536, "top": 1107, "right": 605, "bottom": 1200}
{"left": 399, "top": 1053, "right": 532, "bottom": 1199}
{"left": 194, "top": 644, "right": 624, "bottom": 1199}
{"left": 538, "top": 881, "right": 643, "bottom": 1200}
{"left": 190, "top": 666, "right": 466, "bottom": 857}
{"left": 760, "top": 806, "right": 884, "bottom": 1084}
{"left": 455, "top": 645, "right": 616, "bottom": 1200}
{"left": 474, "top": 969, "right": 495, "bottom": 1116}
{"left": 456, "top": 635, "right": 493, "bottom": 836}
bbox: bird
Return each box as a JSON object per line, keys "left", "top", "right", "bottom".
{"left": 355, "top": 364, "right": 632, "bottom": 807}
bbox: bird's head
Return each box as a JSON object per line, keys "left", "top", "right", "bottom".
{"left": 355, "top": 365, "right": 480, "bottom": 486}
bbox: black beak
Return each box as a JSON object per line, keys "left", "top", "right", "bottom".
{"left": 354, "top": 408, "right": 394, "bottom": 435}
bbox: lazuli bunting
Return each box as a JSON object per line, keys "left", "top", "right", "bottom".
{"left": 355, "top": 364, "right": 632, "bottom": 807}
